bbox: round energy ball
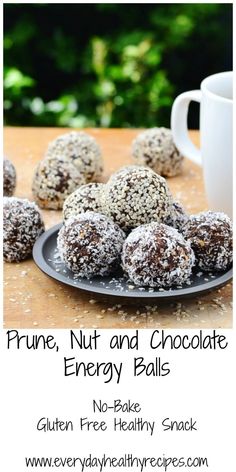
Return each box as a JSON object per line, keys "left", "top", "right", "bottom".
{"left": 102, "top": 166, "right": 173, "bottom": 231}
{"left": 122, "top": 223, "right": 195, "bottom": 288}
{"left": 3, "top": 197, "right": 44, "bottom": 262}
{"left": 132, "top": 127, "right": 184, "bottom": 177}
{"left": 63, "top": 183, "right": 105, "bottom": 221}
{"left": 3, "top": 158, "right": 16, "bottom": 196}
{"left": 45, "top": 131, "right": 103, "bottom": 182}
{"left": 183, "top": 211, "right": 233, "bottom": 272}
{"left": 164, "top": 201, "right": 189, "bottom": 231}
{"left": 32, "top": 156, "right": 86, "bottom": 210}
{"left": 57, "top": 212, "right": 126, "bottom": 278}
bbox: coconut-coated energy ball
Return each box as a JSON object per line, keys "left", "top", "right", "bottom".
{"left": 45, "top": 131, "right": 103, "bottom": 182}
{"left": 122, "top": 223, "right": 195, "bottom": 288}
{"left": 102, "top": 166, "right": 173, "bottom": 231}
{"left": 32, "top": 156, "right": 86, "bottom": 210}
{"left": 57, "top": 212, "right": 126, "bottom": 278}
{"left": 164, "top": 201, "right": 189, "bottom": 231}
{"left": 3, "top": 197, "right": 45, "bottom": 262}
{"left": 3, "top": 158, "right": 16, "bottom": 196}
{"left": 132, "top": 127, "right": 184, "bottom": 177}
{"left": 63, "top": 183, "right": 105, "bottom": 221}
{"left": 183, "top": 211, "right": 233, "bottom": 272}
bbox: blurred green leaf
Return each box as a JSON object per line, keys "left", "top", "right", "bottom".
{"left": 92, "top": 37, "right": 107, "bottom": 76}
{"left": 30, "top": 97, "right": 44, "bottom": 115}
{"left": 4, "top": 68, "right": 35, "bottom": 90}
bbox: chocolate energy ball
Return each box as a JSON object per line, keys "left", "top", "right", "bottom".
{"left": 102, "top": 166, "right": 173, "bottom": 231}
{"left": 3, "top": 158, "right": 16, "bottom": 196}
{"left": 164, "top": 201, "right": 189, "bottom": 231}
{"left": 32, "top": 156, "right": 86, "bottom": 210}
{"left": 183, "top": 211, "right": 233, "bottom": 272}
{"left": 132, "top": 127, "right": 184, "bottom": 177}
{"left": 122, "top": 223, "right": 195, "bottom": 288}
{"left": 57, "top": 212, "right": 126, "bottom": 278}
{"left": 45, "top": 131, "right": 103, "bottom": 182}
{"left": 63, "top": 183, "right": 105, "bottom": 221}
{"left": 3, "top": 197, "right": 44, "bottom": 262}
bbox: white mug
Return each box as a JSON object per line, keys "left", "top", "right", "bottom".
{"left": 171, "top": 71, "right": 233, "bottom": 218}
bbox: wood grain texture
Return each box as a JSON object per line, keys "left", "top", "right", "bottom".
{"left": 3, "top": 127, "right": 232, "bottom": 329}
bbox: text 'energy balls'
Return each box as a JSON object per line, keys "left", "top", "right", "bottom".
{"left": 63, "top": 183, "right": 105, "bottom": 221}
{"left": 3, "top": 197, "right": 45, "bottom": 262}
{"left": 57, "top": 212, "right": 126, "bottom": 278}
{"left": 122, "top": 222, "right": 195, "bottom": 287}
{"left": 102, "top": 165, "right": 173, "bottom": 231}
{"left": 32, "top": 156, "right": 86, "bottom": 210}
{"left": 183, "top": 211, "right": 233, "bottom": 272}
{"left": 132, "top": 127, "right": 184, "bottom": 177}
{"left": 45, "top": 131, "right": 103, "bottom": 182}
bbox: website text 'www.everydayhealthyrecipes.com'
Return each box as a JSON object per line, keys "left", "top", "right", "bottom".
{"left": 25, "top": 453, "right": 209, "bottom": 471}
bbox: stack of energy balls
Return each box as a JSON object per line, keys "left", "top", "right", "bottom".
{"left": 3, "top": 127, "right": 233, "bottom": 290}
{"left": 58, "top": 128, "right": 232, "bottom": 288}
{"left": 3, "top": 130, "right": 103, "bottom": 262}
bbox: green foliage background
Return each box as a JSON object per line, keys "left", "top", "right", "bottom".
{"left": 4, "top": 3, "right": 232, "bottom": 128}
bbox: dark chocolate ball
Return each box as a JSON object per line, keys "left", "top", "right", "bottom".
{"left": 3, "top": 158, "right": 16, "bottom": 196}
{"left": 183, "top": 211, "right": 233, "bottom": 271}
{"left": 102, "top": 165, "right": 173, "bottom": 231}
{"left": 122, "top": 222, "right": 195, "bottom": 287}
{"left": 45, "top": 131, "right": 103, "bottom": 182}
{"left": 32, "top": 156, "right": 85, "bottom": 210}
{"left": 63, "top": 183, "right": 105, "bottom": 221}
{"left": 58, "top": 212, "right": 126, "bottom": 278}
{"left": 3, "top": 197, "right": 45, "bottom": 262}
{"left": 132, "top": 127, "right": 184, "bottom": 177}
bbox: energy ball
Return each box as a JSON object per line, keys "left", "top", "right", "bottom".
{"left": 63, "top": 183, "right": 105, "bottom": 221}
{"left": 164, "top": 201, "right": 189, "bottom": 231}
{"left": 3, "top": 158, "right": 16, "bottom": 196}
{"left": 102, "top": 166, "right": 172, "bottom": 231}
{"left": 183, "top": 211, "right": 233, "bottom": 272}
{"left": 132, "top": 127, "right": 184, "bottom": 177}
{"left": 122, "top": 223, "right": 195, "bottom": 288}
{"left": 57, "top": 212, "right": 126, "bottom": 278}
{"left": 3, "top": 197, "right": 44, "bottom": 262}
{"left": 32, "top": 156, "right": 86, "bottom": 210}
{"left": 45, "top": 131, "right": 103, "bottom": 182}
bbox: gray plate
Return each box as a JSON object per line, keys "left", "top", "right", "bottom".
{"left": 33, "top": 223, "right": 233, "bottom": 299}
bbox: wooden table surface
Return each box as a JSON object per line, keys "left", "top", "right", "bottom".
{"left": 4, "top": 127, "right": 232, "bottom": 329}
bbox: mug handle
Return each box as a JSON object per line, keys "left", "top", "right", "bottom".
{"left": 171, "top": 90, "right": 202, "bottom": 166}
